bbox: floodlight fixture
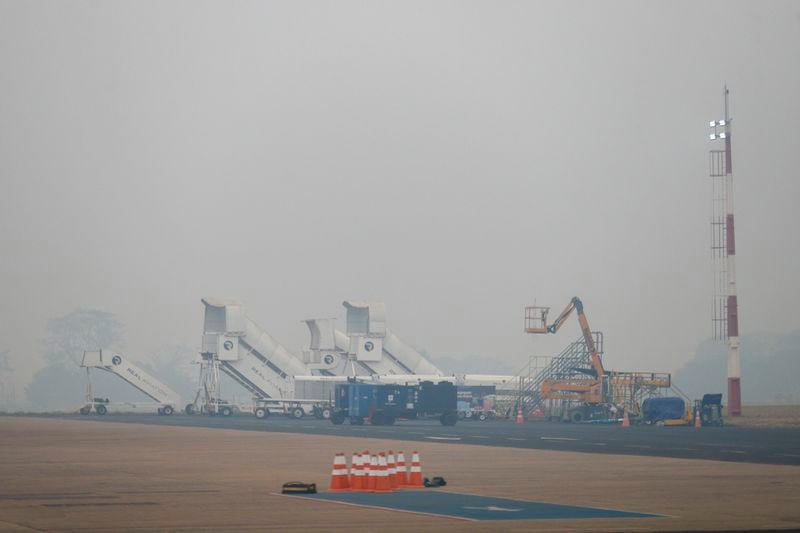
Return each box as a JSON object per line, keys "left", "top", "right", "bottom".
{"left": 708, "top": 117, "right": 729, "bottom": 141}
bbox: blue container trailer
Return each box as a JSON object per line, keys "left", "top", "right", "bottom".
{"left": 331, "top": 380, "right": 458, "bottom": 426}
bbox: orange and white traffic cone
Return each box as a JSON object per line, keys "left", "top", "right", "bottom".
{"left": 694, "top": 410, "right": 702, "bottom": 428}
{"left": 387, "top": 451, "right": 399, "bottom": 489}
{"left": 407, "top": 451, "right": 424, "bottom": 488}
{"left": 621, "top": 408, "right": 631, "bottom": 428}
{"left": 329, "top": 453, "right": 350, "bottom": 491}
{"left": 515, "top": 407, "right": 524, "bottom": 424}
{"left": 362, "top": 450, "right": 371, "bottom": 489}
{"left": 396, "top": 451, "right": 408, "bottom": 486}
{"left": 374, "top": 453, "right": 393, "bottom": 492}
{"left": 352, "top": 452, "right": 366, "bottom": 491}
{"left": 349, "top": 452, "right": 359, "bottom": 489}
{"left": 367, "top": 455, "right": 378, "bottom": 491}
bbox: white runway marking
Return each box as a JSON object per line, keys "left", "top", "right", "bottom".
{"left": 425, "top": 436, "right": 462, "bottom": 441}
{"left": 506, "top": 437, "right": 525, "bottom": 441}
{"left": 540, "top": 436, "right": 579, "bottom": 441}
{"left": 470, "top": 435, "right": 490, "bottom": 439}
{"left": 775, "top": 453, "right": 800, "bottom": 458}
{"left": 590, "top": 442, "right": 607, "bottom": 446}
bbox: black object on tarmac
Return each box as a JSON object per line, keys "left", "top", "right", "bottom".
{"left": 423, "top": 476, "right": 447, "bottom": 487}
{"left": 281, "top": 482, "right": 317, "bottom": 494}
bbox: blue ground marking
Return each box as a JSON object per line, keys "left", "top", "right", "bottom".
{"left": 301, "top": 490, "right": 661, "bottom": 521}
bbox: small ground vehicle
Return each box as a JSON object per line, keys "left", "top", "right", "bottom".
{"left": 331, "top": 380, "right": 458, "bottom": 426}
{"left": 694, "top": 393, "right": 724, "bottom": 426}
{"left": 457, "top": 386, "right": 497, "bottom": 421}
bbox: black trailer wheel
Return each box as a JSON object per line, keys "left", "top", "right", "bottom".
{"left": 350, "top": 416, "right": 364, "bottom": 425}
{"left": 370, "top": 413, "right": 384, "bottom": 426}
{"left": 79, "top": 406, "right": 90, "bottom": 415}
{"left": 163, "top": 405, "right": 174, "bottom": 416}
{"left": 440, "top": 412, "right": 458, "bottom": 426}
{"left": 221, "top": 406, "right": 232, "bottom": 417}
{"left": 290, "top": 407, "right": 304, "bottom": 419}
{"left": 569, "top": 409, "right": 586, "bottom": 423}
{"left": 385, "top": 416, "right": 395, "bottom": 426}
{"left": 185, "top": 404, "right": 196, "bottom": 415}
{"left": 157, "top": 407, "right": 165, "bottom": 415}
{"left": 477, "top": 413, "right": 488, "bottom": 422}
{"left": 331, "top": 412, "right": 346, "bottom": 425}
{"left": 96, "top": 404, "right": 107, "bottom": 415}
{"left": 255, "top": 407, "right": 269, "bottom": 419}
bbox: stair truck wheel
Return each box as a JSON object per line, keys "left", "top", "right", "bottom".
{"left": 79, "top": 406, "right": 90, "bottom": 415}
{"left": 96, "top": 404, "right": 107, "bottom": 416}
{"left": 254, "top": 407, "right": 269, "bottom": 419}
{"left": 320, "top": 406, "right": 332, "bottom": 420}
{"left": 290, "top": 406, "right": 304, "bottom": 419}
{"left": 163, "top": 405, "right": 174, "bottom": 416}
{"left": 221, "top": 406, "right": 232, "bottom": 417}
{"left": 478, "top": 413, "right": 487, "bottom": 421}
{"left": 331, "top": 412, "right": 346, "bottom": 425}
{"left": 185, "top": 404, "right": 196, "bottom": 415}
{"left": 157, "top": 407, "right": 165, "bottom": 415}
{"left": 440, "top": 411, "right": 458, "bottom": 426}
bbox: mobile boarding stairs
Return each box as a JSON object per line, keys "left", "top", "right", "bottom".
{"left": 80, "top": 350, "right": 181, "bottom": 415}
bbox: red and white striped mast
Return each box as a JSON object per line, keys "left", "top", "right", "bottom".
{"left": 708, "top": 85, "right": 741, "bottom": 416}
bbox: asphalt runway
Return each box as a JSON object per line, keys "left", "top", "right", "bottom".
{"left": 48, "top": 413, "right": 800, "bottom": 466}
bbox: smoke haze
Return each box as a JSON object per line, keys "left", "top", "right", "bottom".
{"left": 1, "top": 1, "right": 799, "bottom": 400}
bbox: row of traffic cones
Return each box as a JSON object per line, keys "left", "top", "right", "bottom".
{"left": 329, "top": 450, "right": 424, "bottom": 492}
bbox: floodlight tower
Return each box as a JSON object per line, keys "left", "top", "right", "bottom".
{"left": 708, "top": 85, "right": 741, "bottom": 416}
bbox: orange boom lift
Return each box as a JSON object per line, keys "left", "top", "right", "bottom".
{"left": 525, "top": 297, "right": 670, "bottom": 423}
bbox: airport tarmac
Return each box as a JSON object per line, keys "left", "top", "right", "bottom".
{"left": 1, "top": 417, "right": 799, "bottom": 532}
{"left": 49, "top": 412, "right": 800, "bottom": 466}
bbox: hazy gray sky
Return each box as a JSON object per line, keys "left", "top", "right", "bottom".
{"left": 1, "top": 1, "right": 799, "bottom": 390}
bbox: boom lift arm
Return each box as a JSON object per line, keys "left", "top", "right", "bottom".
{"left": 525, "top": 296, "right": 671, "bottom": 421}
{"left": 525, "top": 297, "right": 604, "bottom": 380}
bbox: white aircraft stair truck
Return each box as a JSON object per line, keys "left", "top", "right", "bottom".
{"left": 302, "top": 300, "right": 444, "bottom": 377}
{"left": 80, "top": 350, "right": 181, "bottom": 415}
{"left": 195, "top": 298, "right": 336, "bottom": 419}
